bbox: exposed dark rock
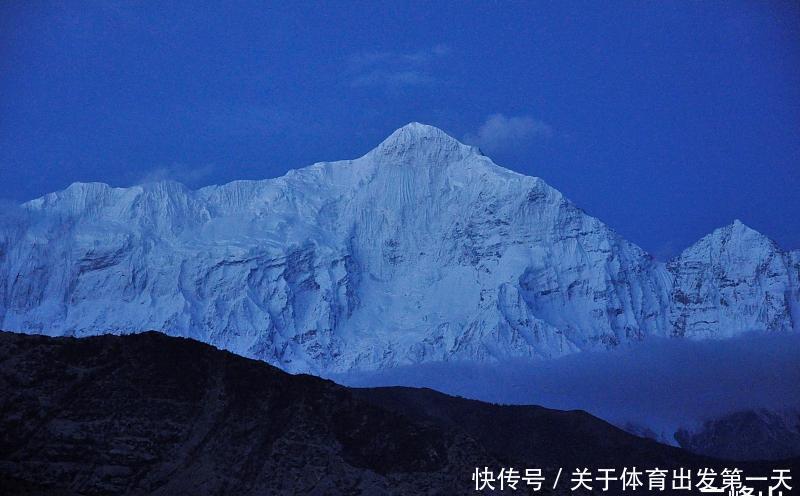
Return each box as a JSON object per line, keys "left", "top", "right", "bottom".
{"left": 676, "top": 409, "right": 800, "bottom": 462}
{"left": 0, "top": 331, "right": 795, "bottom": 495}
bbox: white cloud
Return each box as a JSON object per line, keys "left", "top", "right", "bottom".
{"left": 351, "top": 69, "right": 435, "bottom": 89}
{"left": 464, "top": 113, "right": 553, "bottom": 153}
{"left": 136, "top": 163, "right": 214, "bottom": 187}
{"left": 347, "top": 45, "right": 450, "bottom": 90}
{"left": 334, "top": 332, "right": 800, "bottom": 436}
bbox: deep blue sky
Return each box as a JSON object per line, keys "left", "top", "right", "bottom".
{"left": 1, "top": 1, "right": 798, "bottom": 257}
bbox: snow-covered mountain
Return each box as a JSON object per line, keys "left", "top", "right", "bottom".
{"left": 1, "top": 123, "right": 797, "bottom": 373}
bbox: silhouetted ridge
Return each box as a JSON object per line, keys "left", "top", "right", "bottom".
{"left": 0, "top": 331, "right": 792, "bottom": 495}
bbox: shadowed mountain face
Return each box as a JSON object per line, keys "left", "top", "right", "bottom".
{"left": 675, "top": 409, "right": 800, "bottom": 462}
{"left": 0, "top": 331, "right": 793, "bottom": 495}
{"left": 0, "top": 331, "right": 492, "bottom": 495}
{"left": 353, "top": 387, "right": 700, "bottom": 470}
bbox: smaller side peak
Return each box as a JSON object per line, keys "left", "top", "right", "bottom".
{"left": 725, "top": 219, "right": 761, "bottom": 237}
{"left": 724, "top": 220, "right": 782, "bottom": 250}
{"left": 699, "top": 219, "right": 780, "bottom": 251}
{"left": 46, "top": 182, "right": 115, "bottom": 202}
{"left": 674, "top": 219, "right": 783, "bottom": 261}
{"left": 701, "top": 219, "right": 758, "bottom": 238}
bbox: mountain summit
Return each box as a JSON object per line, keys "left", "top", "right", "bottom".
{"left": 367, "top": 122, "right": 481, "bottom": 165}
{"left": 0, "top": 124, "right": 797, "bottom": 373}
{"left": 377, "top": 122, "right": 453, "bottom": 147}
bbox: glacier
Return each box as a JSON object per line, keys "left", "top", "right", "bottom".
{"left": 0, "top": 122, "right": 797, "bottom": 373}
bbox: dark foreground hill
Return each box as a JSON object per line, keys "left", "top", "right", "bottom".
{"left": 0, "top": 331, "right": 793, "bottom": 495}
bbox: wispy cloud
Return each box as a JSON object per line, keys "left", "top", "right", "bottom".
{"left": 464, "top": 113, "right": 553, "bottom": 153}
{"left": 135, "top": 163, "right": 215, "bottom": 187}
{"left": 347, "top": 44, "right": 450, "bottom": 90}
{"left": 335, "top": 332, "right": 800, "bottom": 436}
{"left": 351, "top": 70, "right": 435, "bottom": 89}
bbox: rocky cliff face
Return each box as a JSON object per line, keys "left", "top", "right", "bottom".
{"left": 0, "top": 123, "right": 797, "bottom": 373}
{"left": 667, "top": 220, "right": 797, "bottom": 338}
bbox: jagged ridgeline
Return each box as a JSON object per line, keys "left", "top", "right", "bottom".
{"left": 0, "top": 123, "right": 797, "bottom": 373}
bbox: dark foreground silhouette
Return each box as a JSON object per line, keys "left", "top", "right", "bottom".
{"left": 0, "top": 331, "right": 794, "bottom": 495}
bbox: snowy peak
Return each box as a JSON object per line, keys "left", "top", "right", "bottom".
{"left": 378, "top": 122, "right": 456, "bottom": 148}
{"left": 0, "top": 123, "right": 798, "bottom": 373}
{"left": 679, "top": 219, "right": 780, "bottom": 262}
{"left": 668, "top": 219, "right": 795, "bottom": 338}
{"left": 722, "top": 219, "right": 771, "bottom": 243}
{"left": 366, "top": 122, "right": 481, "bottom": 165}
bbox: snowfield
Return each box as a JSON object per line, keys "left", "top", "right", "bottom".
{"left": 1, "top": 123, "right": 797, "bottom": 373}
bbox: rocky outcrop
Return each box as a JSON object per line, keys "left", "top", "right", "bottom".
{"left": 668, "top": 220, "right": 797, "bottom": 338}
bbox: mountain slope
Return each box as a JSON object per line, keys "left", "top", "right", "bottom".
{"left": 0, "top": 123, "right": 796, "bottom": 373}
{"left": 0, "top": 331, "right": 493, "bottom": 495}
{"left": 668, "top": 220, "right": 797, "bottom": 337}
{"left": 675, "top": 409, "right": 800, "bottom": 461}
{"left": 1, "top": 331, "right": 782, "bottom": 496}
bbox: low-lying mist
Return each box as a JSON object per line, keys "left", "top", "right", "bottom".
{"left": 331, "top": 332, "right": 800, "bottom": 442}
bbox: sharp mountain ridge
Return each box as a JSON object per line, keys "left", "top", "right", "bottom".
{"left": 0, "top": 123, "right": 797, "bottom": 373}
